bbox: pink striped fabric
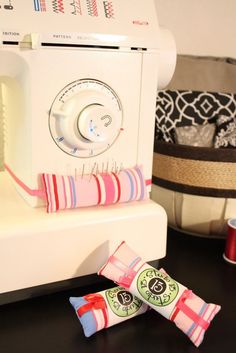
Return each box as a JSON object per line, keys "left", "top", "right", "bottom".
{"left": 41, "top": 165, "right": 148, "bottom": 213}
{"left": 170, "top": 289, "right": 221, "bottom": 347}
{"left": 98, "top": 241, "right": 221, "bottom": 347}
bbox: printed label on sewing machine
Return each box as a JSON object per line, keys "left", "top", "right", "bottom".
{"left": 41, "top": 31, "right": 97, "bottom": 44}
{"left": 1, "top": 28, "right": 22, "bottom": 41}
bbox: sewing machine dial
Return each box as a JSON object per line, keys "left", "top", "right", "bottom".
{"left": 49, "top": 79, "right": 123, "bottom": 157}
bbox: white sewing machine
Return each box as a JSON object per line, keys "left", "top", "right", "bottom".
{"left": 0, "top": 0, "right": 175, "bottom": 302}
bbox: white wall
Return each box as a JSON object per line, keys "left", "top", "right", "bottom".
{"left": 155, "top": 0, "right": 236, "bottom": 58}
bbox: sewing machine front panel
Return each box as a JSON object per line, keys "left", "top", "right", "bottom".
{"left": 30, "top": 48, "right": 144, "bottom": 177}
{"left": 0, "top": 0, "right": 174, "bottom": 297}
{"left": 0, "top": 0, "right": 176, "bottom": 208}
{"left": 1, "top": 47, "right": 154, "bottom": 196}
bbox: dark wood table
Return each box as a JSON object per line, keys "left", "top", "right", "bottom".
{"left": 1, "top": 228, "right": 235, "bottom": 353}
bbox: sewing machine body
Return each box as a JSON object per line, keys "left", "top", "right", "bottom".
{"left": 0, "top": 0, "right": 175, "bottom": 299}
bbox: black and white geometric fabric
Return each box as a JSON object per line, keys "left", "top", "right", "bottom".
{"left": 214, "top": 115, "right": 236, "bottom": 148}
{"left": 155, "top": 90, "right": 236, "bottom": 142}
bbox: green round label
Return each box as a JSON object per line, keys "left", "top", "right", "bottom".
{"left": 137, "top": 268, "right": 179, "bottom": 307}
{"left": 105, "top": 287, "right": 143, "bottom": 317}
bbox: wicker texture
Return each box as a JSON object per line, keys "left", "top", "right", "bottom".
{"left": 153, "top": 153, "right": 236, "bottom": 190}
{"left": 153, "top": 141, "right": 236, "bottom": 198}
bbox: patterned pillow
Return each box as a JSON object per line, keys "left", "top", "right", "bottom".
{"left": 155, "top": 90, "right": 236, "bottom": 142}
{"left": 214, "top": 115, "right": 236, "bottom": 148}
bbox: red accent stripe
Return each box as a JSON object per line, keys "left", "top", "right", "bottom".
{"left": 225, "top": 222, "right": 236, "bottom": 262}
{"left": 145, "top": 179, "right": 152, "bottom": 186}
{"left": 52, "top": 174, "right": 59, "bottom": 211}
{"left": 112, "top": 172, "right": 121, "bottom": 203}
{"left": 102, "top": 174, "right": 115, "bottom": 205}
{"left": 93, "top": 174, "right": 101, "bottom": 205}
{"left": 170, "top": 305, "right": 180, "bottom": 322}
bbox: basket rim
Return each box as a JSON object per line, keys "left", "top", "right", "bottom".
{"left": 153, "top": 142, "right": 236, "bottom": 198}
{"left": 154, "top": 140, "right": 236, "bottom": 163}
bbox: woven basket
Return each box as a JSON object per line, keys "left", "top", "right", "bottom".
{"left": 151, "top": 141, "right": 236, "bottom": 238}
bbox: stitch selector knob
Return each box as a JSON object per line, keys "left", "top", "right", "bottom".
{"left": 49, "top": 79, "right": 122, "bottom": 157}
{"left": 77, "top": 104, "right": 117, "bottom": 143}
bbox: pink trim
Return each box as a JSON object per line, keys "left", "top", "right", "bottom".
{"left": 109, "top": 255, "right": 137, "bottom": 277}
{"left": 108, "top": 255, "right": 142, "bottom": 289}
{"left": 41, "top": 174, "right": 48, "bottom": 211}
{"left": 4, "top": 163, "right": 46, "bottom": 199}
{"left": 111, "top": 172, "right": 121, "bottom": 203}
{"left": 193, "top": 304, "right": 219, "bottom": 346}
{"left": 67, "top": 176, "right": 73, "bottom": 208}
{"left": 58, "top": 176, "right": 65, "bottom": 210}
{"left": 98, "top": 241, "right": 125, "bottom": 276}
{"left": 172, "top": 290, "right": 210, "bottom": 331}
{"left": 61, "top": 176, "right": 67, "bottom": 209}
{"left": 101, "top": 173, "right": 115, "bottom": 205}
{"left": 92, "top": 174, "right": 102, "bottom": 205}
{"left": 46, "top": 174, "right": 54, "bottom": 213}
{"left": 119, "top": 261, "right": 145, "bottom": 288}
{"left": 189, "top": 303, "right": 209, "bottom": 340}
{"left": 128, "top": 168, "right": 138, "bottom": 200}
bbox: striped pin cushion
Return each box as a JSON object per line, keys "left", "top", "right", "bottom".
{"left": 42, "top": 165, "right": 148, "bottom": 213}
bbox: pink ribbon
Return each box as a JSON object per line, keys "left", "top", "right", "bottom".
{"left": 4, "top": 163, "right": 46, "bottom": 199}
{"left": 171, "top": 290, "right": 210, "bottom": 330}
{"left": 109, "top": 255, "right": 142, "bottom": 288}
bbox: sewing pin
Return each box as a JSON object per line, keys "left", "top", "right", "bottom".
{"left": 119, "top": 163, "right": 124, "bottom": 174}
{"left": 106, "top": 161, "right": 109, "bottom": 175}
{"left": 113, "top": 161, "right": 116, "bottom": 173}
{"left": 89, "top": 162, "right": 97, "bottom": 181}
{"left": 75, "top": 168, "right": 77, "bottom": 181}
{"left": 81, "top": 164, "right": 85, "bottom": 179}
{"left": 111, "top": 160, "right": 114, "bottom": 173}
{"left": 115, "top": 162, "right": 120, "bottom": 174}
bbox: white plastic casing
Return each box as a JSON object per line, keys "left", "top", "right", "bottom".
{"left": 0, "top": 0, "right": 175, "bottom": 296}
{"left": 0, "top": 0, "right": 176, "bottom": 208}
{"left": 0, "top": 172, "right": 167, "bottom": 295}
